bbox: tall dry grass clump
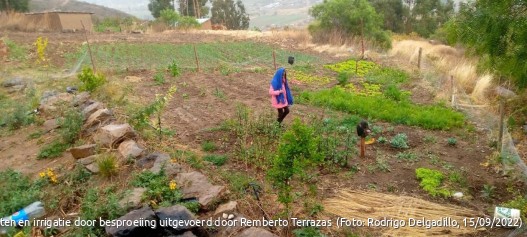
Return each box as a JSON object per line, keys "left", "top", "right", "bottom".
{"left": 271, "top": 28, "right": 311, "bottom": 46}
{"left": 471, "top": 74, "right": 493, "bottom": 102}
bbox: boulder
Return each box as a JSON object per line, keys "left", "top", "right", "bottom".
{"left": 217, "top": 214, "right": 247, "bottom": 237}
{"left": 85, "top": 163, "right": 100, "bottom": 174}
{"left": 43, "top": 118, "right": 60, "bottom": 132}
{"left": 78, "top": 155, "right": 98, "bottom": 166}
{"left": 82, "top": 102, "right": 104, "bottom": 119}
{"left": 40, "top": 91, "right": 58, "bottom": 102}
{"left": 150, "top": 153, "right": 182, "bottom": 177}
{"left": 155, "top": 205, "right": 195, "bottom": 233}
{"left": 175, "top": 172, "right": 225, "bottom": 208}
{"left": 119, "top": 188, "right": 146, "bottom": 211}
{"left": 118, "top": 140, "right": 144, "bottom": 159}
{"left": 72, "top": 92, "right": 90, "bottom": 107}
{"left": 93, "top": 124, "right": 136, "bottom": 148}
{"left": 70, "top": 144, "right": 97, "bottom": 159}
{"left": 237, "top": 227, "right": 278, "bottom": 237}
{"left": 7, "top": 84, "right": 25, "bottom": 93}
{"left": 1, "top": 77, "right": 26, "bottom": 87}
{"left": 83, "top": 109, "right": 114, "bottom": 134}
{"left": 213, "top": 201, "right": 237, "bottom": 216}
{"left": 105, "top": 207, "right": 158, "bottom": 237}
{"left": 136, "top": 153, "right": 159, "bottom": 169}
{"left": 39, "top": 93, "right": 74, "bottom": 116}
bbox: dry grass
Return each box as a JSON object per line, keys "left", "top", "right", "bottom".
{"left": 0, "top": 12, "right": 44, "bottom": 32}
{"left": 324, "top": 190, "right": 482, "bottom": 237}
{"left": 471, "top": 74, "right": 494, "bottom": 102}
{"left": 270, "top": 28, "right": 312, "bottom": 46}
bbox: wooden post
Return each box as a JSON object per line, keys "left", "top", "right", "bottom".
{"left": 355, "top": 59, "right": 359, "bottom": 75}
{"left": 360, "top": 18, "right": 365, "bottom": 59}
{"left": 81, "top": 21, "right": 96, "bottom": 73}
{"left": 450, "top": 75, "right": 455, "bottom": 106}
{"left": 193, "top": 44, "right": 200, "bottom": 72}
{"left": 498, "top": 99, "right": 505, "bottom": 151}
{"left": 272, "top": 50, "right": 277, "bottom": 70}
{"left": 417, "top": 47, "right": 423, "bottom": 69}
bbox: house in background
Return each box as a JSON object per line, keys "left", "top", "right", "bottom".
{"left": 197, "top": 18, "right": 212, "bottom": 30}
{"left": 24, "top": 11, "right": 94, "bottom": 32}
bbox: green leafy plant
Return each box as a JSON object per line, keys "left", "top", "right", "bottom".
{"left": 154, "top": 71, "right": 166, "bottom": 85}
{"left": 97, "top": 153, "right": 118, "bottom": 178}
{"left": 337, "top": 72, "right": 350, "bottom": 85}
{"left": 375, "top": 158, "right": 391, "bottom": 172}
{"left": 213, "top": 88, "right": 226, "bottom": 100}
{"left": 384, "top": 84, "right": 409, "bottom": 102}
{"left": 502, "top": 196, "right": 527, "bottom": 221}
{"left": 391, "top": 133, "right": 409, "bottom": 149}
{"left": 80, "top": 187, "right": 125, "bottom": 236}
{"left": 396, "top": 152, "right": 419, "bottom": 163}
{"left": 423, "top": 135, "right": 437, "bottom": 143}
{"left": 130, "top": 86, "right": 177, "bottom": 140}
{"left": 203, "top": 154, "right": 228, "bottom": 166}
{"left": 2, "top": 105, "right": 35, "bottom": 130}
{"left": 168, "top": 60, "right": 180, "bottom": 77}
{"left": 78, "top": 67, "right": 106, "bottom": 92}
{"left": 132, "top": 169, "right": 182, "bottom": 204}
{"left": 201, "top": 141, "right": 218, "bottom": 152}
{"left": 480, "top": 184, "right": 496, "bottom": 200}
{"left": 37, "top": 141, "right": 69, "bottom": 159}
{"left": 447, "top": 137, "right": 457, "bottom": 146}
{"left": 415, "top": 168, "right": 451, "bottom": 197}
{"left": 293, "top": 227, "right": 326, "bottom": 237}
{"left": 377, "top": 136, "right": 387, "bottom": 144}
{"left": 180, "top": 201, "right": 200, "bottom": 213}
{"left": 59, "top": 109, "right": 83, "bottom": 144}
{"left": 0, "top": 169, "right": 44, "bottom": 216}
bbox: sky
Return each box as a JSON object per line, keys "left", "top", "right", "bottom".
{"left": 79, "top": 0, "right": 153, "bottom": 19}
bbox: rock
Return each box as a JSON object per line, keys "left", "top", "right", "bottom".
{"left": 136, "top": 153, "right": 159, "bottom": 169}
{"left": 523, "top": 125, "right": 527, "bottom": 134}
{"left": 83, "top": 109, "right": 114, "bottom": 134}
{"left": 238, "top": 227, "right": 278, "bottom": 237}
{"left": 175, "top": 172, "right": 225, "bottom": 208}
{"left": 453, "top": 192, "right": 464, "bottom": 199}
{"left": 218, "top": 214, "right": 247, "bottom": 236}
{"left": 214, "top": 201, "right": 237, "bottom": 216}
{"left": 78, "top": 155, "right": 98, "bottom": 166}
{"left": 72, "top": 92, "right": 90, "bottom": 107}
{"left": 7, "top": 84, "right": 25, "bottom": 93}
{"left": 150, "top": 153, "right": 182, "bottom": 177}
{"left": 93, "top": 124, "right": 136, "bottom": 148}
{"left": 125, "top": 76, "right": 142, "bottom": 83}
{"left": 70, "top": 144, "right": 97, "bottom": 159}
{"left": 39, "top": 93, "right": 74, "bottom": 116}
{"left": 228, "top": 214, "right": 234, "bottom": 220}
{"left": 43, "top": 118, "right": 60, "bottom": 132}
{"left": 1, "top": 77, "right": 26, "bottom": 87}
{"left": 105, "top": 207, "right": 158, "bottom": 237}
{"left": 155, "top": 205, "right": 195, "bottom": 232}
{"left": 118, "top": 140, "right": 144, "bottom": 159}
{"left": 222, "top": 213, "right": 228, "bottom": 219}
{"left": 85, "top": 163, "right": 100, "bottom": 173}
{"left": 119, "top": 188, "right": 146, "bottom": 211}
{"left": 40, "top": 91, "right": 58, "bottom": 102}
{"left": 82, "top": 102, "right": 104, "bottom": 119}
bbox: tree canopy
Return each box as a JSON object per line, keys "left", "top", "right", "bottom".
{"left": 309, "top": 0, "right": 391, "bottom": 49}
{"left": 0, "top": 0, "right": 29, "bottom": 12}
{"left": 211, "top": 0, "right": 249, "bottom": 30}
{"left": 446, "top": 0, "right": 527, "bottom": 88}
{"left": 148, "top": 0, "right": 174, "bottom": 19}
{"left": 178, "top": 0, "right": 209, "bottom": 18}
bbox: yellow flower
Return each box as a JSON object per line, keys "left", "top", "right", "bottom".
{"left": 39, "top": 172, "right": 46, "bottom": 178}
{"left": 169, "top": 180, "right": 177, "bottom": 190}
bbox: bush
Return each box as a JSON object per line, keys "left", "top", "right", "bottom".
{"left": 177, "top": 16, "right": 201, "bottom": 29}
{"left": 337, "top": 72, "right": 350, "bottom": 85}
{"left": 390, "top": 133, "right": 409, "bottom": 149}
{"left": 300, "top": 87, "right": 464, "bottom": 130}
{"left": 0, "top": 170, "right": 43, "bottom": 216}
{"left": 78, "top": 67, "right": 106, "bottom": 92}
{"left": 415, "top": 168, "right": 451, "bottom": 197}
{"left": 97, "top": 154, "right": 118, "bottom": 178}
{"left": 168, "top": 60, "right": 180, "bottom": 77}
{"left": 2, "top": 105, "right": 34, "bottom": 130}
{"left": 59, "top": 109, "right": 83, "bottom": 144}
{"left": 204, "top": 154, "right": 228, "bottom": 166}
{"left": 154, "top": 72, "right": 166, "bottom": 85}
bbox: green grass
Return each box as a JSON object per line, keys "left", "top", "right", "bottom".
{"left": 204, "top": 154, "right": 228, "bottom": 166}
{"left": 299, "top": 87, "right": 465, "bottom": 130}
{"left": 201, "top": 141, "right": 218, "bottom": 152}
{"left": 37, "top": 141, "right": 69, "bottom": 159}
{"left": 365, "top": 67, "right": 409, "bottom": 85}
{"left": 2, "top": 38, "right": 27, "bottom": 61}
{"left": 0, "top": 169, "right": 44, "bottom": 216}
{"left": 415, "top": 168, "right": 451, "bottom": 198}
{"left": 65, "top": 41, "right": 326, "bottom": 72}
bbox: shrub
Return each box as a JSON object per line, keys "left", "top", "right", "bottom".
{"left": 447, "top": 137, "right": 457, "bottom": 146}
{"left": 154, "top": 72, "right": 166, "bottom": 85}
{"left": 0, "top": 169, "right": 43, "bottom": 216}
{"left": 415, "top": 168, "right": 451, "bottom": 197}
{"left": 59, "top": 109, "right": 83, "bottom": 144}
{"left": 300, "top": 88, "right": 464, "bottom": 130}
{"left": 97, "top": 154, "right": 118, "bottom": 178}
{"left": 38, "top": 141, "right": 69, "bottom": 159}
{"left": 168, "top": 60, "right": 180, "bottom": 77}
{"left": 201, "top": 141, "right": 218, "bottom": 152}
{"left": 204, "top": 154, "right": 228, "bottom": 166}
{"left": 390, "top": 133, "right": 409, "bottom": 149}
{"left": 78, "top": 67, "right": 106, "bottom": 92}
{"left": 2, "top": 105, "right": 34, "bottom": 130}
{"left": 177, "top": 16, "right": 201, "bottom": 29}
{"left": 337, "top": 72, "right": 350, "bottom": 85}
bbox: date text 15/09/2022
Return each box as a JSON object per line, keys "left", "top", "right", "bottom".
{"left": 336, "top": 217, "right": 523, "bottom": 229}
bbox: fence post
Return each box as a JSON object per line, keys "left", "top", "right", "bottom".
{"left": 498, "top": 98, "right": 505, "bottom": 151}
{"left": 450, "top": 75, "right": 455, "bottom": 106}
{"left": 81, "top": 20, "right": 96, "bottom": 73}
{"left": 417, "top": 47, "right": 423, "bottom": 70}
{"left": 193, "top": 44, "right": 200, "bottom": 72}
{"left": 273, "top": 50, "right": 277, "bottom": 70}
{"left": 360, "top": 18, "right": 365, "bottom": 59}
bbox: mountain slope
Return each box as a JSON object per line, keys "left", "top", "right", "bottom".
{"left": 29, "top": 0, "right": 135, "bottom": 19}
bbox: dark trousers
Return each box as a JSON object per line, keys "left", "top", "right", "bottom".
{"left": 277, "top": 106, "right": 290, "bottom": 123}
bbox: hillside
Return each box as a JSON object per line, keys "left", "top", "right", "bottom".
{"left": 29, "top": 0, "right": 135, "bottom": 19}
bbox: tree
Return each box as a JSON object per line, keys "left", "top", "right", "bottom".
{"left": 410, "top": 0, "right": 454, "bottom": 37}
{"left": 369, "top": 0, "right": 407, "bottom": 33}
{"left": 447, "top": 0, "right": 527, "bottom": 87}
{"left": 178, "top": 0, "right": 209, "bottom": 18}
{"left": 0, "top": 0, "right": 29, "bottom": 12}
{"left": 159, "top": 8, "right": 180, "bottom": 26}
{"left": 309, "top": 0, "right": 391, "bottom": 49}
{"left": 148, "top": 0, "right": 174, "bottom": 19}
{"left": 211, "top": 0, "right": 250, "bottom": 30}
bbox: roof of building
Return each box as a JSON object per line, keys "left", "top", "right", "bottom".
{"left": 25, "top": 11, "right": 94, "bottom": 15}
{"left": 196, "top": 18, "right": 211, "bottom": 24}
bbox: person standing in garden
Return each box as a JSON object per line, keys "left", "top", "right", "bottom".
{"left": 269, "top": 67, "right": 294, "bottom": 124}
{"left": 357, "top": 120, "right": 371, "bottom": 158}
